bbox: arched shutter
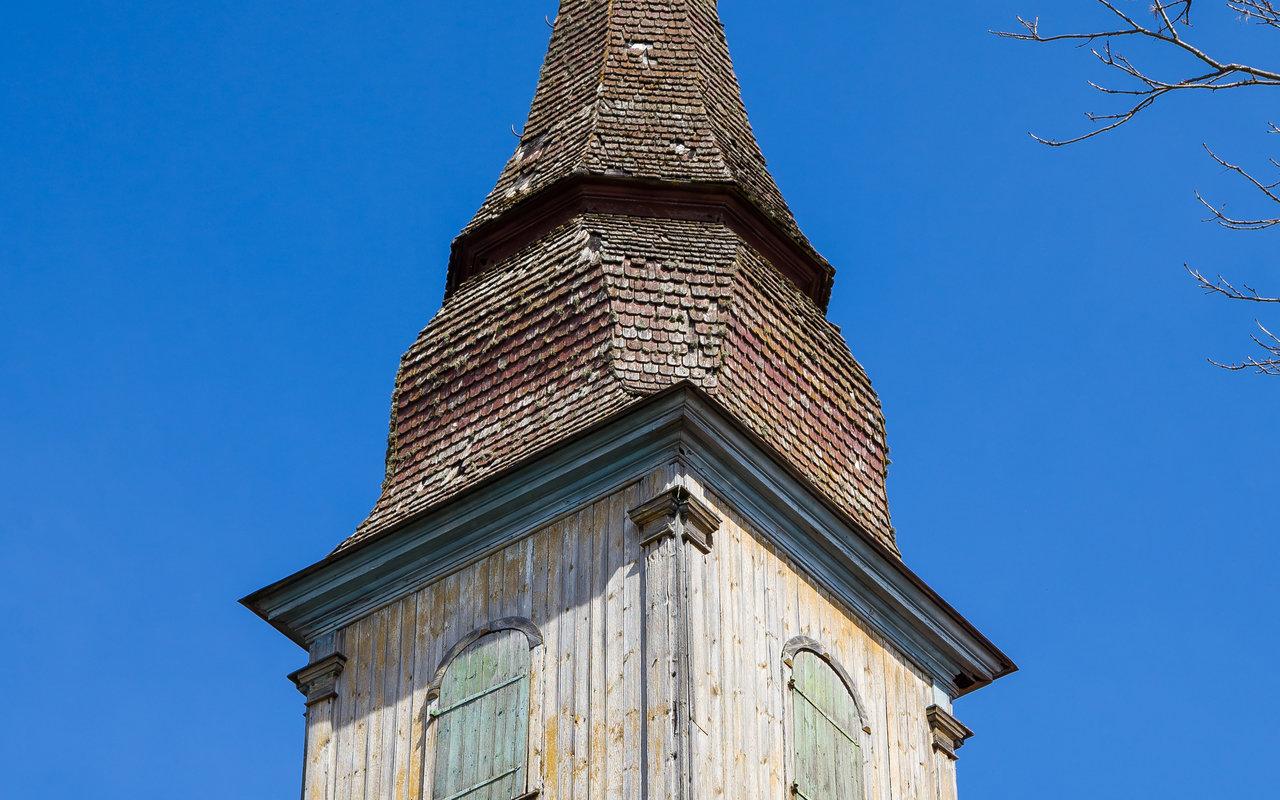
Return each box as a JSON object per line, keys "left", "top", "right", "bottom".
{"left": 431, "top": 629, "right": 531, "bottom": 800}
{"left": 791, "top": 650, "right": 864, "bottom": 800}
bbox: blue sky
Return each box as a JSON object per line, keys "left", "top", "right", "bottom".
{"left": 1, "top": 2, "right": 1275, "bottom": 798}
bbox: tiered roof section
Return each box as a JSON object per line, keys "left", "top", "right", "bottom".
{"left": 341, "top": 0, "right": 897, "bottom": 554}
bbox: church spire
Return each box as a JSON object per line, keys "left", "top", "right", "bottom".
{"left": 244, "top": 12, "right": 1015, "bottom": 795}
{"left": 471, "top": 0, "right": 793, "bottom": 230}
{"left": 342, "top": 0, "right": 892, "bottom": 555}
{"left": 448, "top": 0, "right": 833, "bottom": 305}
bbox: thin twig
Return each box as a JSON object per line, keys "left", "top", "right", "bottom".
{"left": 994, "top": 0, "right": 1280, "bottom": 144}
{"left": 1000, "top": 2, "right": 1280, "bottom": 375}
{"left": 1230, "top": 0, "right": 1280, "bottom": 27}
{"left": 1208, "top": 320, "right": 1280, "bottom": 374}
{"left": 1188, "top": 266, "right": 1280, "bottom": 302}
{"left": 1196, "top": 143, "right": 1280, "bottom": 229}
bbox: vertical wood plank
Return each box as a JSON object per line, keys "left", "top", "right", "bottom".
{"left": 408, "top": 584, "right": 433, "bottom": 800}
{"left": 390, "top": 595, "right": 415, "bottom": 800}
{"left": 571, "top": 502, "right": 593, "bottom": 800}
{"left": 736, "top": 524, "right": 762, "bottom": 800}
{"left": 350, "top": 614, "right": 374, "bottom": 800}
{"left": 684, "top": 506, "right": 710, "bottom": 800}
{"left": 642, "top": 528, "right": 679, "bottom": 800}
{"left": 620, "top": 481, "right": 643, "bottom": 800}
{"left": 378, "top": 603, "right": 402, "bottom": 800}
{"left": 756, "top": 538, "right": 784, "bottom": 800}
{"left": 729, "top": 517, "right": 752, "bottom": 796}
{"left": 749, "top": 539, "right": 774, "bottom": 797}
{"left": 588, "top": 498, "right": 609, "bottom": 797}
{"left": 555, "top": 515, "right": 577, "bottom": 800}
{"left": 541, "top": 518, "right": 566, "bottom": 800}
{"left": 303, "top": 694, "right": 336, "bottom": 800}
{"left": 370, "top": 606, "right": 394, "bottom": 800}
{"left": 603, "top": 487, "right": 628, "bottom": 800}
{"left": 334, "top": 625, "right": 355, "bottom": 800}
{"left": 700, "top": 501, "right": 724, "bottom": 800}
{"left": 869, "top": 631, "right": 891, "bottom": 800}
{"left": 527, "top": 529, "right": 548, "bottom": 795}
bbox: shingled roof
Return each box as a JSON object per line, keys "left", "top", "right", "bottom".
{"left": 340, "top": 0, "right": 897, "bottom": 554}
{"left": 463, "top": 0, "right": 800, "bottom": 243}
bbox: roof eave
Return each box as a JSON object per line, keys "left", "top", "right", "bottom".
{"left": 241, "top": 384, "right": 1015, "bottom": 696}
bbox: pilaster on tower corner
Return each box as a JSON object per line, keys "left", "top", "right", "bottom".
{"left": 628, "top": 484, "right": 720, "bottom": 553}
{"left": 927, "top": 704, "right": 974, "bottom": 760}
{"left": 630, "top": 481, "right": 720, "bottom": 800}
{"left": 288, "top": 653, "right": 347, "bottom": 707}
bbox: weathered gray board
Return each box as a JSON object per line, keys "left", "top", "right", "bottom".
{"left": 289, "top": 465, "right": 970, "bottom": 800}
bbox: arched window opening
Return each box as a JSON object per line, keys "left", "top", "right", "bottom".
{"left": 430, "top": 622, "right": 538, "bottom": 800}
{"left": 787, "top": 644, "right": 866, "bottom": 800}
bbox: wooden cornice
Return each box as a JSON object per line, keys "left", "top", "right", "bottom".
{"left": 242, "top": 385, "right": 1016, "bottom": 699}
{"left": 447, "top": 175, "right": 836, "bottom": 310}
{"left": 288, "top": 653, "right": 347, "bottom": 707}
{"left": 926, "top": 705, "right": 974, "bottom": 760}
{"left": 629, "top": 485, "right": 719, "bottom": 554}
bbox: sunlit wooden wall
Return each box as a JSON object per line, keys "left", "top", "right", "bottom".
{"left": 302, "top": 464, "right": 958, "bottom": 800}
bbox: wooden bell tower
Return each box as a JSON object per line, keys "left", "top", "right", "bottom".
{"left": 244, "top": 2, "right": 1015, "bottom": 799}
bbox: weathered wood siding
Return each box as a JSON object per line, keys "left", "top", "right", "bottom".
{"left": 304, "top": 463, "right": 959, "bottom": 800}
{"left": 685, "top": 476, "right": 955, "bottom": 800}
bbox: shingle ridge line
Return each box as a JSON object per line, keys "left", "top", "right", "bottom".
{"left": 571, "top": 0, "right": 616, "bottom": 176}
{"left": 686, "top": 0, "right": 732, "bottom": 176}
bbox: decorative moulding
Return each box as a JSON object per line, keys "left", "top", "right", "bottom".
{"left": 288, "top": 653, "right": 347, "bottom": 707}
{"left": 628, "top": 485, "right": 720, "bottom": 553}
{"left": 781, "top": 636, "right": 871, "bottom": 733}
{"left": 782, "top": 635, "right": 874, "bottom": 735}
{"left": 426, "top": 617, "right": 544, "bottom": 702}
{"left": 243, "top": 385, "right": 1016, "bottom": 698}
{"left": 926, "top": 704, "right": 973, "bottom": 760}
{"left": 446, "top": 175, "right": 835, "bottom": 309}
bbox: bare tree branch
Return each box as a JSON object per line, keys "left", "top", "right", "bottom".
{"left": 1209, "top": 322, "right": 1280, "bottom": 373}
{"left": 1209, "top": 357, "right": 1280, "bottom": 374}
{"left": 1230, "top": 0, "right": 1280, "bottom": 27}
{"left": 999, "top": 2, "right": 1280, "bottom": 374}
{"left": 991, "top": 16, "right": 1138, "bottom": 44}
{"left": 1195, "top": 143, "right": 1280, "bottom": 229}
{"left": 994, "top": 1, "right": 1280, "bottom": 144}
{"left": 1188, "top": 266, "right": 1280, "bottom": 301}
{"left": 1257, "top": 320, "right": 1280, "bottom": 350}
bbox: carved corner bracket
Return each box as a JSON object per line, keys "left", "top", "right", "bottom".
{"left": 628, "top": 486, "right": 720, "bottom": 553}
{"left": 289, "top": 653, "right": 347, "bottom": 707}
{"left": 926, "top": 704, "right": 973, "bottom": 760}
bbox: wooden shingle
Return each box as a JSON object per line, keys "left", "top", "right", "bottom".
{"left": 341, "top": 0, "right": 898, "bottom": 554}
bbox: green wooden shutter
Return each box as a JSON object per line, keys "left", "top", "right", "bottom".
{"left": 791, "top": 650, "right": 863, "bottom": 800}
{"left": 432, "top": 629, "right": 531, "bottom": 800}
